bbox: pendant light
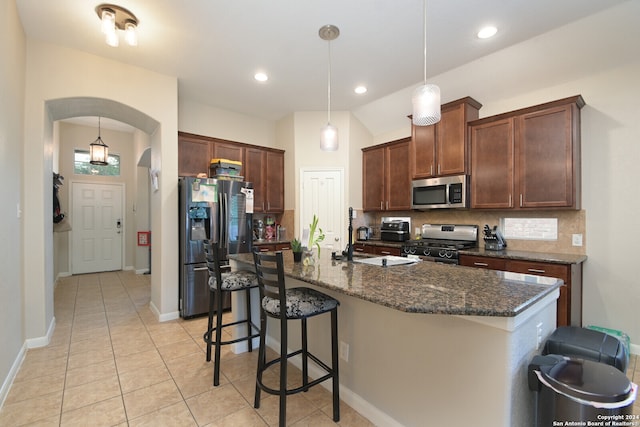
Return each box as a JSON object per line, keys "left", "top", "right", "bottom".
{"left": 412, "top": 0, "right": 441, "bottom": 126}
{"left": 319, "top": 25, "right": 339, "bottom": 151}
{"left": 90, "top": 117, "right": 109, "bottom": 166}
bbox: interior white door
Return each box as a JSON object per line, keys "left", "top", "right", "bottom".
{"left": 71, "top": 182, "right": 124, "bottom": 274}
{"left": 300, "top": 168, "right": 344, "bottom": 254}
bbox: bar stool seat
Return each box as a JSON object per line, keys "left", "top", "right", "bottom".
{"left": 252, "top": 250, "right": 340, "bottom": 426}
{"left": 203, "top": 240, "right": 260, "bottom": 386}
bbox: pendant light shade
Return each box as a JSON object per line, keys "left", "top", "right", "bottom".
{"left": 319, "top": 25, "right": 339, "bottom": 151}
{"left": 90, "top": 117, "right": 109, "bottom": 166}
{"left": 320, "top": 124, "right": 338, "bottom": 151}
{"left": 412, "top": 84, "right": 441, "bottom": 126}
{"left": 412, "top": 0, "right": 441, "bottom": 126}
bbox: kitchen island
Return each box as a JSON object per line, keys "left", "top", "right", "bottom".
{"left": 229, "top": 251, "right": 561, "bottom": 427}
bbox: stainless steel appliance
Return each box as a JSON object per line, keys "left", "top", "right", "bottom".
{"left": 401, "top": 224, "right": 478, "bottom": 264}
{"left": 179, "top": 177, "right": 253, "bottom": 318}
{"left": 380, "top": 220, "right": 410, "bottom": 242}
{"left": 411, "top": 174, "right": 469, "bottom": 210}
{"left": 357, "top": 226, "right": 372, "bottom": 240}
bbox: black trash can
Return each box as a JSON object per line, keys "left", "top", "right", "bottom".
{"left": 529, "top": 355, "right": 637, "bottom": 427}
{"left": 544, "top": 326, "right": 628, "bottom": 372}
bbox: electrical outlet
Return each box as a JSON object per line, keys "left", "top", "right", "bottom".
{"left": 536, "top": 322, "right": 543, "bottom": 350}
{"left": 572, "top": 234, "right": 583, "bottom": 247}
{"left": 339, "top": 341, "right": 349, "bottom": 362}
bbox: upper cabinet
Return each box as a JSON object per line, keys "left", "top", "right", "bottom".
{"left": 469, "top": 95, "right": 584, "bottom": 210}
{"left": 178, "top": 133, "right": 212, "bottom": 177}
{"left": 363, "top": 138, "right": 412, "bottom": 211}
{"left": 411, "top": 97, "right": 482, "bottom": 179}
{"left": 178, "top": 132, "right": 285, "bottom": 213}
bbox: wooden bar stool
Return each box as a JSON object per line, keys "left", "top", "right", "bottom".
{"left": 203, "top": 240, "right": 260, "bottom": 386}
{"left": 252, "top": 250, "right": 340, "bottom": 426}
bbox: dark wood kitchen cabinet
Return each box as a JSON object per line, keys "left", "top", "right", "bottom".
{"left": 411, "top": 97, "right": 482, "bottom": 179}
{"left": 178, "top": 133, "right": 213, "bottom": 176}
{"left": 352, "top": 242, "right": 401, "bottom": 256}
{"left": 362, "top": 137, "right": 411, "bottom": 211}
{"left": 178, "top": 132, "right": 285, "bottom": 213}
{"left": 459, "top": 254, "right": 583, "bottom": 327}
{"left": 469, "top": 95, "right": 584, "bottom": 210}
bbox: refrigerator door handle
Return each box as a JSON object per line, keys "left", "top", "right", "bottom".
{"left": 193, "top": 266, "right": 208, "bottom": 271}
{"left": 222, "top": 193, "right": 229, "bottom": 248}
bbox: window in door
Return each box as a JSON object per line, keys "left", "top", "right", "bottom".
{"left": 74, "top": 149, "right": 121, "bottom": 176}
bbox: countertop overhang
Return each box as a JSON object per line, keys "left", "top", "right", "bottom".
{"left": 229, "top": 251, "right": 562, "bottom": 318}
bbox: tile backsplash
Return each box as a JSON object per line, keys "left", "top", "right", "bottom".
{"left": 359, "top": 209, "right": 586, "bottom": 255}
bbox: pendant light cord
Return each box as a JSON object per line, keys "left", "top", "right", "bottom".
{"left": 422, "top": 0, "right": 427, "bottom": 85}
{"left": 327, "top": 40, "right": 332, "bottom": 124}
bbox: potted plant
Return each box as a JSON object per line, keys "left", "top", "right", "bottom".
{"left": 303, "top": 215, "right": 325, "bottom": 265}
{"left": 291, "top": 238, "right": 303, "bottom": 262}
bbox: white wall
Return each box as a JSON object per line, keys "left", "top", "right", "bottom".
{"left": 354, "top": 2, "right": 640, "bottom": 349}
{"left": 178, "top": 98, "right": 276, "bottom": 148}
{"left": 0, "top": 0, "right": 26, "bottom": 404}
{"left": 22, "top": 40, "right": 178, "bottom": 340}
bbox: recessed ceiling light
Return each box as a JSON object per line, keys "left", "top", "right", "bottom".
{"left": 254, "top": 72, "right": 268, "bottom": 82}
{"left": 354, "top": 86, "right": 367, "bottom": 94}
{"left": 477, "top": 26, "right": 497, "bottom": 39}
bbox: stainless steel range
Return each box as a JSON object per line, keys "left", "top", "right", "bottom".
{"left": 401, "top": 224, "right": 478, "bottom": 264}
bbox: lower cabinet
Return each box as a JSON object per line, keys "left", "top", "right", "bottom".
{"left": 353, "top": 243, "right": 401, "bottom": 256}
{"left": 254, "top": 242, "right": 292, "bottom": 252}
{"left": 459, "top": 254, "right": 582, "bottom": 327}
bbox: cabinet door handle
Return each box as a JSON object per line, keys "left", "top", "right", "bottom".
{"left": 520, "top": 194, "right": 523, "bottom": 207}
{"left": 380, "top": 201, "right": 383, "bottom": 210}
{"left": 528, "top": 268, "right": 546, "bottom": 274}
{"left": 430, "top": 165, "right": 433, "bottom": 176}
{"left": 437, "top": 164, "right": 441, "bottom": 175}
{"left": 380, "top": 250, "right": 391, "bottom": 255}
{"left": 259, "top": 247, "right": 270, "bottom": 252}
{"left": 355, "top": 248, "right": 365, "bottom": 252}
{"left": 509, "top": 194, "right": 512, "bottom": 207}
{"left": 473, "top": 262, "right": 489, "bottom": 267}
{"left": 386, "top": 201, "right": 389, "bottom": 210}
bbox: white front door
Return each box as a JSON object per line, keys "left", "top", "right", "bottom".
{"left": 300, "top": 168, "right": 344, "bottom": 254}
{"left": 71, "top": 182, "right": 124, "bottom": 274}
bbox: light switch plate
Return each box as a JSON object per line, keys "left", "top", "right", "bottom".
{"left": 572, "top": 234, "right": 583, "bottom": 246}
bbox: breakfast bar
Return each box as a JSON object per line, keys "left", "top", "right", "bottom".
{"left": 229, "top": 251, "right": 562, "bottom": 427}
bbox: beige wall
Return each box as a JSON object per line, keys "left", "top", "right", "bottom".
{"left": 0, "top": 0, "right": 26, "bottom": 400}
{"left": 23, "top": 40, "right": 178, "bottom": 342}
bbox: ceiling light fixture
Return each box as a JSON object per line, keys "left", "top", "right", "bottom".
{"left": 89, "top": 117, "right": 109, "bottom": 166}
{"left": 477, "top": 26, "right": 498, "bottom": 39}
{"left": 254, "top": 72, "right": 268, "bottom": 82}
{"left": 354, "top": 86, "right": 367, "bottom": 95}
{"left": 411, "top": 0, "right": 440, "bottom": 126}
{"left": 319, "top": 24, "right": 340, "bottom": 152}
{"left": 96, "top": 4, "right": 138, "bottom": 47}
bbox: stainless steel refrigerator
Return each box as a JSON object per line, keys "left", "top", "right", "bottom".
{"left": 179, "top": 177, "right": 253, "bottom": 318}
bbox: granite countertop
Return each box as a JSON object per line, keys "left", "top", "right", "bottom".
{"left": 229, "top": 251, "right": 562, "bottom": 318}
{"left": 355, "top": 239, "right": 403, "bottom": 247}
{"left": 460, "top": 248, "right": 587, "bottom": 265}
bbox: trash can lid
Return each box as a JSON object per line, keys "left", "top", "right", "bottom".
{"left": 541, "top": 358, "right": 632, "bottom": 404}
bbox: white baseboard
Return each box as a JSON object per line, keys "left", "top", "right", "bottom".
{"left": 0, "top": 343, "right": 27, "bottom": 411}
{"left": 630, "top": 342, "right": 639, "bottom": 356}
{"left": 264, "top": 336, "right": 403, "bottom": 427}
{"left": 149, "top": 301, "right": 180, "bottom": 323}
{"left": 25, "top": 316, "right": 55, "bottom": 349}
{"left": 135, "top": 268, "right": 150, "bottom": 275}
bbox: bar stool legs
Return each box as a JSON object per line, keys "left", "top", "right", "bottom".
{"left": 252, "top": 249, "right": 340, "bottom": 427}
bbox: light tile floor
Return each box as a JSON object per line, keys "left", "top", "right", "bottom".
{"left": 1, "top": 271, "right": 639, "bottom": 426}
{"left": 0, "top": 271, "right": 374, "bottom": 426}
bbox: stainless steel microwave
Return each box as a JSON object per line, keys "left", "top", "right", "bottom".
{"left": 411, "top": 175, "right": 469, "bottom": 210}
